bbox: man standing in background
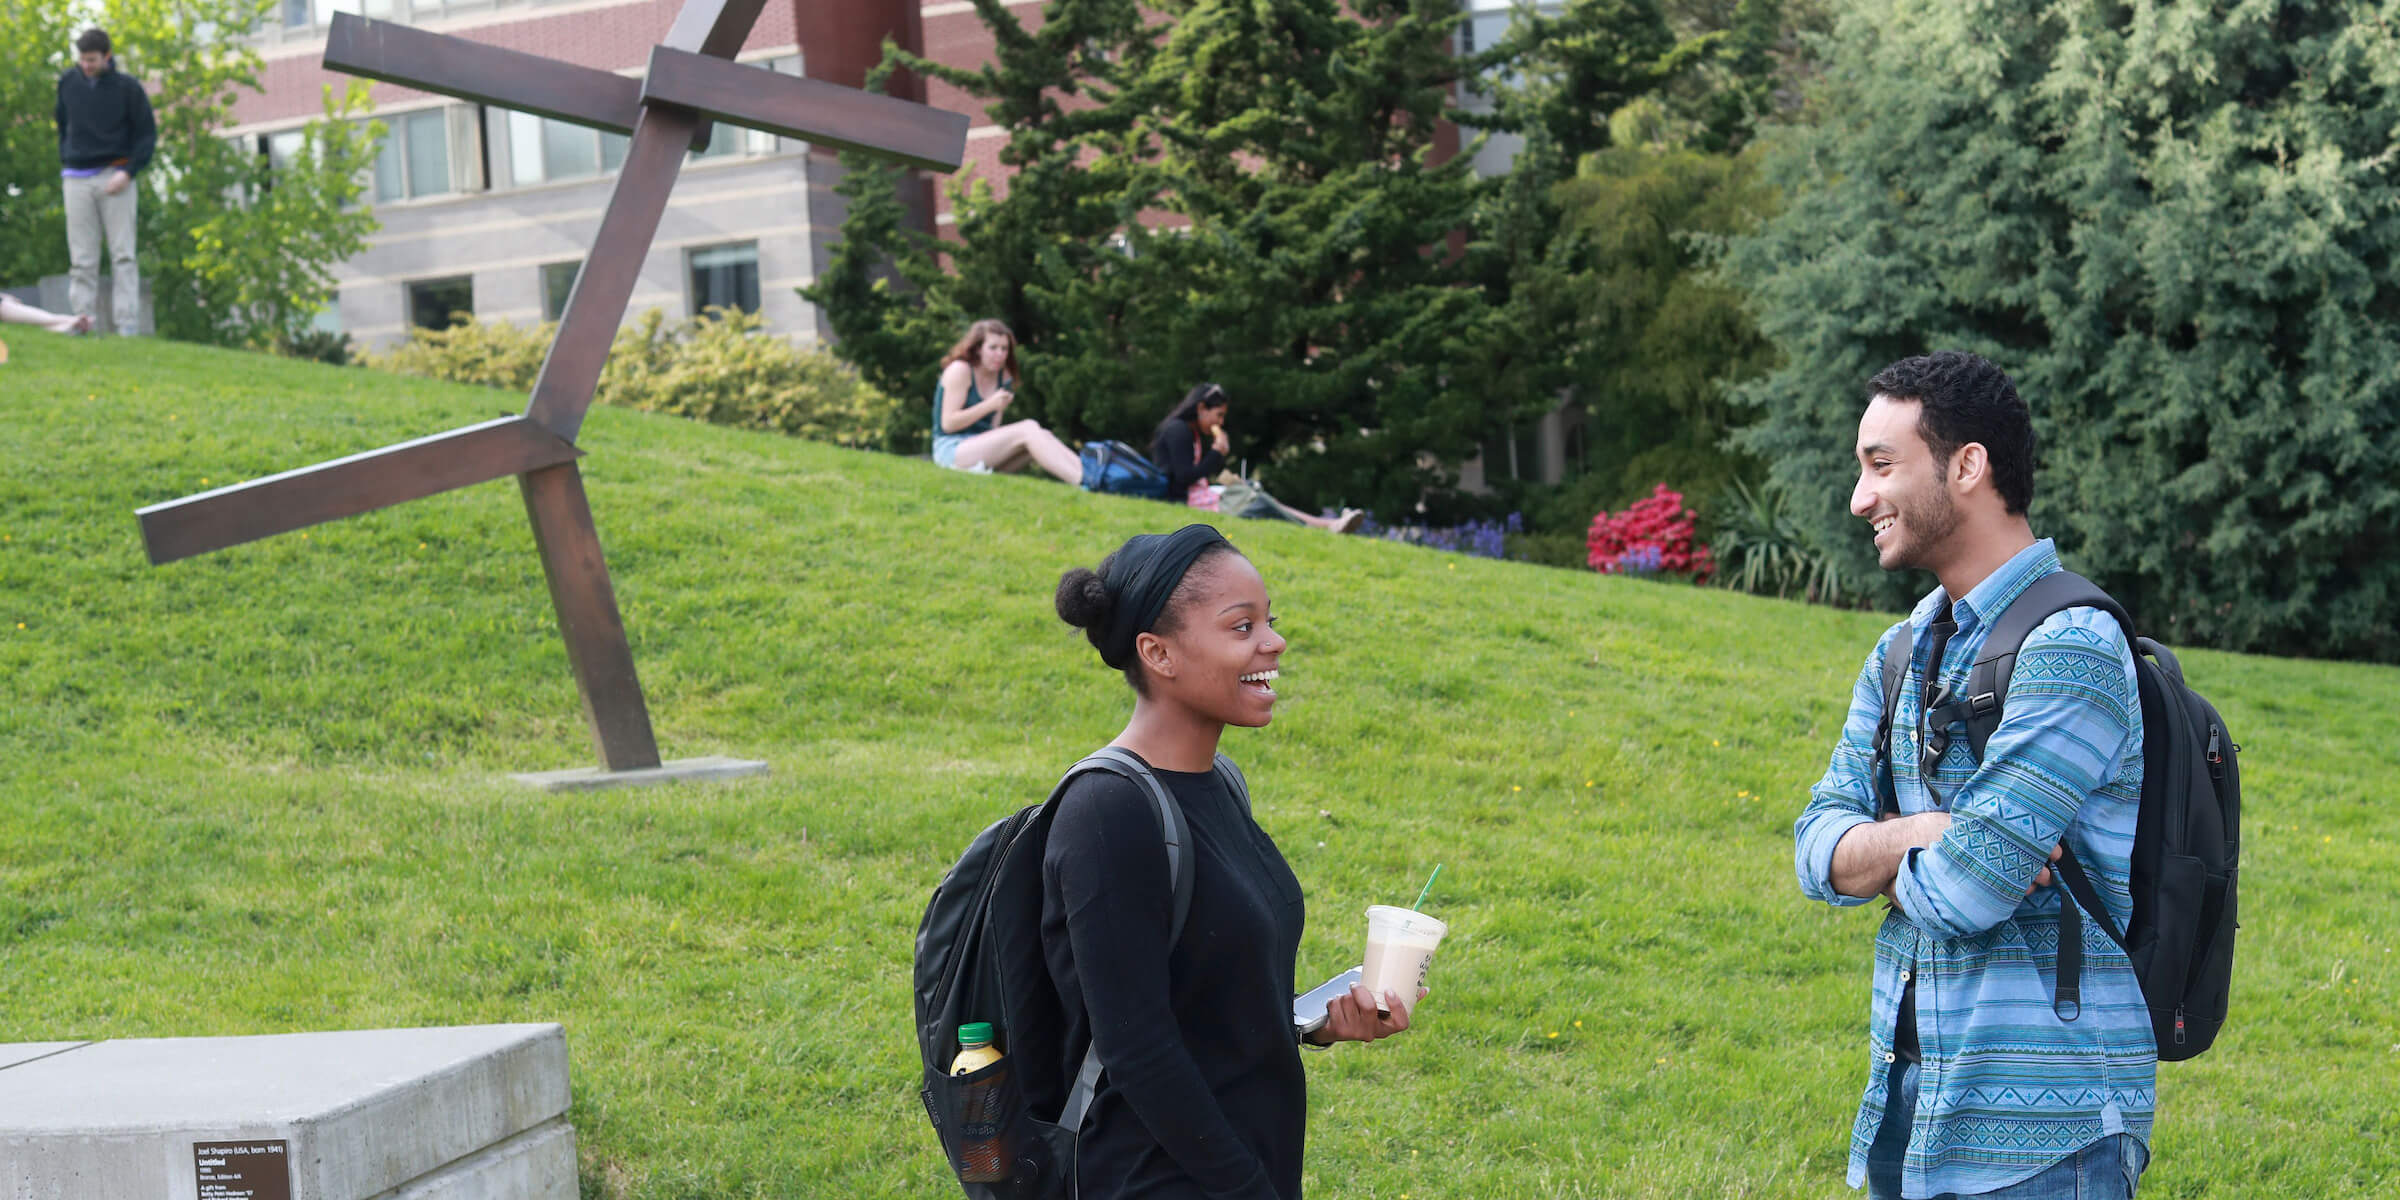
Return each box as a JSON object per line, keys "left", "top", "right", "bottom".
{"left": 56, "top": 27, "right": 155, "bottom": 335}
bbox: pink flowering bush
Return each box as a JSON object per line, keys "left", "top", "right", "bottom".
{"left": 1586, "top": 484, "right": 1715, "bottom": 582}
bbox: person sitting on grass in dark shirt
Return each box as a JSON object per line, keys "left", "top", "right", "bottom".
{"left": 1153, "top": 383, "right": 1364, "bottom": 532}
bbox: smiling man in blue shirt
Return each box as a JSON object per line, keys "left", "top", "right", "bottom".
{"left": 1795, "top": 351, "right": 2153, "bottom": 1200}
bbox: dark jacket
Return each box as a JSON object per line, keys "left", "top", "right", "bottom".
{"left": 56, "top": 62, "right": 157, "bottom": 176}
{"left": 1152, "top": 417, "right": 1226, "bottom": 502}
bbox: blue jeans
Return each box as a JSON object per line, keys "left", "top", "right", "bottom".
{"left": 1866, "top": 1062, "right": 2148, "bottom": 1200}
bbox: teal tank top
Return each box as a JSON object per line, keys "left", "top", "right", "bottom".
{"left": 933, "top": 375, "right": 1011, "bottom": 439}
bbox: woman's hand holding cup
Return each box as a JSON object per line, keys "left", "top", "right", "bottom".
{"left": 1312, "top": 983, "right": 1425, "bottom": 1045}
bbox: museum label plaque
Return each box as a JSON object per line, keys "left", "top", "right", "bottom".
{"left": 193, "top": 1139, "right": 291, "bottom": 1200}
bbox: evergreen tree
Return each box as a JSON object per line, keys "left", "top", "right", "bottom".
{"left": 1722, "top": 0, "right": 2400, "bottom": 660}
{"left": 1456, "top": 0, "right": 1777, "bottom": 526}
{"left": 804, "top": 0, "right": 1162, "bottom": 454}
{"left": 1522, "top": 140, "right": 1774, "bottom": 529}
{"left": 809, "top": 0, "right": 1499, "bottom": 513}
{"left": 1126, "top": 0, "right": 1494, "bottom": 514}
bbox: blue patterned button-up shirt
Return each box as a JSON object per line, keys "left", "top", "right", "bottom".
{"left": 1795, "top": 539, "right": 2154, "bottom": 1198}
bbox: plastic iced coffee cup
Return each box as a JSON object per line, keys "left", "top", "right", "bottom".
{"left": 1361, "top": 904, "right": 1447, "bottom": 1016}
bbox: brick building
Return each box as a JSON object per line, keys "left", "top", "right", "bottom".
{"left": 232, "top": 0, "right": 931, "bottom": 349}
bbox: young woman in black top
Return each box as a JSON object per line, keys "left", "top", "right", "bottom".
{"left": 1049, "top": 524, "right": 1412, "bottom": 1199}
{"left": 1152, "top": 384, "right": 1363, "bottom": 532}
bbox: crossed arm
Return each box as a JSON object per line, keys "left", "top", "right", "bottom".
{"left": 1796, "top": 616, "right": 2133, "bottom": 938}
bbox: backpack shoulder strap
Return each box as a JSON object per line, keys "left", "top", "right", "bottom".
{"left": 1871, "top": 620, "right": 1914, "bottom": 818}
{"left": 1055, "top": 746, "right": 1198, "bottom": 1133}
{"left": 1212, "top": 752, "right": 1252, "bottom": 816}
{"left": 1960, "top": 571, "right": 2130, "bottom": 763}
{"left": 1948, "top": 570, "right": 2132, "bottom": 1023}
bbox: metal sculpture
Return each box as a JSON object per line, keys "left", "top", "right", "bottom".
{"left": 135, "top": 1, "right": 966, "bottom": 779}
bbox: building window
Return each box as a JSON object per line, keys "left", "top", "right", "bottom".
{"left": 405, "top": 276, "right": 473, "bottom": 330}
{"left": 691, "top": 121, "right": 740, "bottom": 161}
{"left": 687, "top": 243, "right": 759, "bottom": 316}
{"left": 372, "top": 109, "right": 454, "bottom": 201}
{"left": 540, "top": 261, "right": 581, "bottom": 322}
{"left": 263, "top": 128, "right": 308, "bottom": 170}
{"left": 505, "top": 110, "right": 629, "bottom": 187}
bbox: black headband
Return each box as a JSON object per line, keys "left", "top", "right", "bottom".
{"left": 1097, "top": 524, "right": 1234, "bottom": 670}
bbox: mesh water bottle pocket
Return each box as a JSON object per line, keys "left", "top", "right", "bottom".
{"left": 924, "top": 1058, "right": 1025, "bottom": 1184}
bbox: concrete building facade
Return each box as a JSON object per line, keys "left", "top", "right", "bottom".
{"left": 232, "top": 0, "right": 925, "bottom": 350}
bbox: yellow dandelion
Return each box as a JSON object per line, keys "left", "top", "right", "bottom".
{"left": 14, "top": 623, "right": 23, "bottom": 630}
{"left": 1584, "top": 780, "right": 1594, "bottom": 787}
{"left": 1547, "top": 1031, "right": 1559, "bottom": 1039}
{"left": 200, "top": 478, "right": 209, "bottom": 486}
{"left": 1656, "top": 1056, "right": 1667, "bottom": 1064}
{"left": 1713, "top": 739, "right": 1721, "bottom": 747}
{"left": 1446, "top": 562, "right": 1456, "bottom": 570}
{"left": 1512, "top": 785, "right": 1522, "bottom": 793}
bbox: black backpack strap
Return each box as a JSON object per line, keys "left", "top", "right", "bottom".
{"left": 1950, "top": 570, "right": 2134, "bottom": 1023}
{"left": 1056, "top": 747, "right": 1199, "bottom": 1134}
{"left": 1871, "top": 621, "right": 1913, "bottom": 819}
{"left": 1959, "top": 572, "right": 2129, "bottom": 763}
{"left": 2048, "top": 842, "right": 2130, "bottom": 1022}
{"left": 1212, "top": 752, "right": 1252, "bottom": 816}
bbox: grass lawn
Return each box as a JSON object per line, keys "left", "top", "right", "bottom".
{"left": 2, "top": 333, "right": 2394, "bottom": 1198}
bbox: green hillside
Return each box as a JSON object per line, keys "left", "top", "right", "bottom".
{"left": 2, "top": 333, "right": 2393, "bottom": 1198}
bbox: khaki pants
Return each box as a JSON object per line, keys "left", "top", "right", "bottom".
{"left": 64, "top": 171, "right": 140, "bottom": 335}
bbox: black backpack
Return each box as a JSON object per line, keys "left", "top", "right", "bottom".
{"left": 913, "top": 747, "right": 1249, "bottom": 1198}
{"left": 1873, "top": 571, "right": 2240, "bottom": 1060}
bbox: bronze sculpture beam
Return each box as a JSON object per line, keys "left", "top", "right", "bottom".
{"left": 325, "top": 15, "right": 642, "bottom": 133}
{"left": 137, "top": 416, "right": 580, "bottom": 565}
{"left": 137, "top": 0, "right": 968, "bottom": 780}
{"left": 640, "top": 45, "right": 969, "bottom": 170}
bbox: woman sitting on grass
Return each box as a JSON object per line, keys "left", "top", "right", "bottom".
{"left": 930, "top": 318, "right": 1082, "bottom": 485}
{"left": 1049, "top": 524, "right": 1413, "bottom": 1199}
{"left": 1153, "top": 383, "right": 1362, "bottom": 532}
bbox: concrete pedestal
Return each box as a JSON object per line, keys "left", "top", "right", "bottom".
{"left": 510, "top": 754, "right": 769, "bottom": 792}
{"left": 0, "top": 1024, "right": 574, "bottom": 1200}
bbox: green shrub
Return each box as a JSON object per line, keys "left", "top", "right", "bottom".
{"left": 271, "top": 327, "right": 355, "bottom": 367}
{"left": 358, "top": 317, "right": 549, "bottom": 390}
{"left": 1503, "top": 530, "right": 1589, "bottom": 570}
{"left": 1706, "top": 478, "right": 1871, "bottom": 609}
{"left": 360, "top": 309, "right": 900, "bottom": 451}
{"left": 601, "top": 309, "right": 897, "bottom": 451}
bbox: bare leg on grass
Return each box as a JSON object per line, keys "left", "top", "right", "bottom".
{"left": 954, "top": 419, "right": 1083, "bottom": 486}
{"left": 0, "top": 295, "right": 93, "bottom": 334}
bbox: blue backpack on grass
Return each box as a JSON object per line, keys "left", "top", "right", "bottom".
{"left": 1076, "top": 441, "right": 1172, "bottom": 500}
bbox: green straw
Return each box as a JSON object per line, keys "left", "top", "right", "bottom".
{"left": 1411, "top": 863, "right": 1443, "bottom": 911}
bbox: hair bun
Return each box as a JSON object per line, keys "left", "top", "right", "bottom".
{"left": 1054, "top": 567, "right": 1113, "bottom": 630}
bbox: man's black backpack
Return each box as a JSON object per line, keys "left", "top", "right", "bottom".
{"left": 913, "top": 747, "right": 1249, "bottom": 1199}
{"left": 1873, "top": 571, "right": 2240, "bottom": 1060}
